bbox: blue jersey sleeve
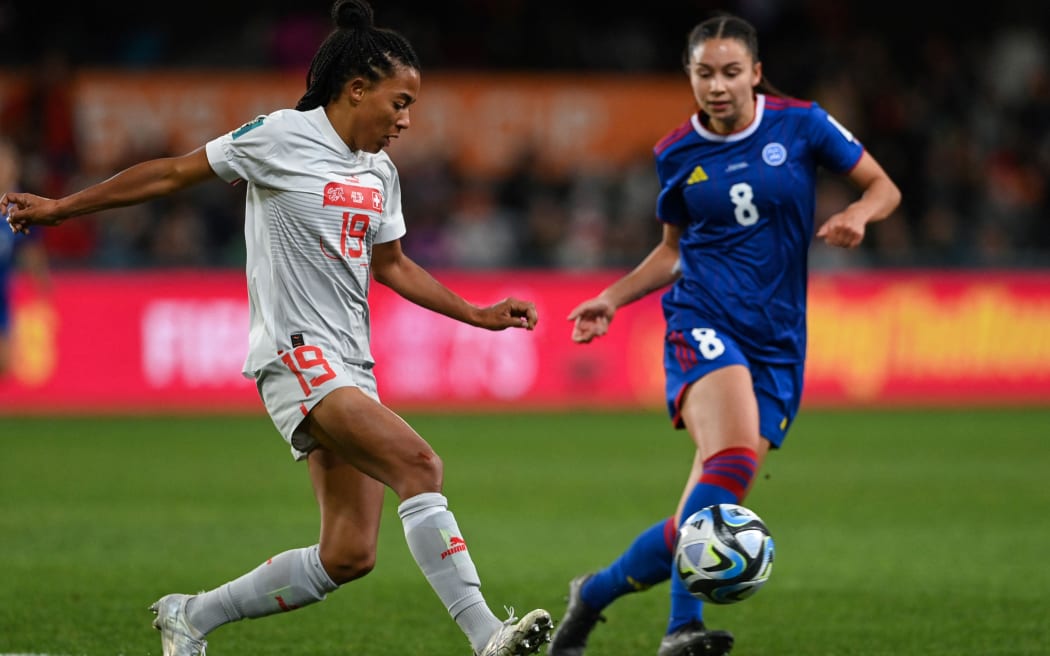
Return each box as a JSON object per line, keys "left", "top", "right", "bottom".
{"left": 653, "top": 127, "right": 695, "bottom": 226}
{"left": 655, "top": 162, "right": 690, "bottom": 225}
{"left": 806, "top": 102, "right": 864, "bottom": 174}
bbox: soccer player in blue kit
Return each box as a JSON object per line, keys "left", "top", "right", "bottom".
{"left": 0, "top": 138, "right": 50, "bottom": 378}
{"left": 549, "top": 13, "right": 901, "bottom": 656}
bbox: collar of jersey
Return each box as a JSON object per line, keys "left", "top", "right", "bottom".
{"left": 691, "top": 94, "right": 766, "bottom": 143}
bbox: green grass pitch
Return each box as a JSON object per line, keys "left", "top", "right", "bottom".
{"left": 2, "top": 407, "right": 1048, "bottom": 655}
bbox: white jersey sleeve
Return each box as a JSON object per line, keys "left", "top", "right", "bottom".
{"left": 206, "top": 114, "right": 275, "bottom": 184}
{"left": 375, "top": 165, "right": 406, "bottom": 244}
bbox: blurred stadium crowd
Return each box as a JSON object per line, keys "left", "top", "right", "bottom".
{"left": 1, "top": 0, "right": 1048, "bottom": 270}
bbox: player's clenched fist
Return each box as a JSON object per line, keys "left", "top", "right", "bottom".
{"left": 2, "top": 192, "right": 64, "bottom": 234}
{"left": 477, "top": 297, "right": 538, "bottom": 331}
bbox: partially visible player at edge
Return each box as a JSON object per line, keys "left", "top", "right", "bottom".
{"left": 2, "top": 2, "right": 552, "bottom": 655}
{"left": 548, "top": 12, "right": 900, "bottom": 656}
{"left": 0, "top": 137, "right": 51, "bottom": 379}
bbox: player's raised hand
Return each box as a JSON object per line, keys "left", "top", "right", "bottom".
{"left": 476, "top": 297, "right": 538, "bottom": 331}
{"left": 567, "top": 297, "right": 615, "bottom": 343}
{"left": 2, "top": 192, "right": 64, "bottom": 234}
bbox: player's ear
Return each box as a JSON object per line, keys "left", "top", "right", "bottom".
{"left": 346, "top": 77, "right": 369, "bottom": 106}
{"left": 753, "top": 61, "right": 763, "bottom": 88}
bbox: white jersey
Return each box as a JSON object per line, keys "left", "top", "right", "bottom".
{"left": 206, "top": 107, "right": 406, "bottom": 378}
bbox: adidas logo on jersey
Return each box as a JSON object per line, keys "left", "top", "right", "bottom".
{"left": 686, "top": 166, "right": 709, "bottom": 184}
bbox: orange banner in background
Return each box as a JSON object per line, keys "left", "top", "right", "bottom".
{"left": 1, "top": 270, "right": 1048, "bottom": 415}
{"left": 805, "top": 272, "right": 1050, "bottom": 404}
{"left": 65, "top": 71, "right": 694, "bottom": 177}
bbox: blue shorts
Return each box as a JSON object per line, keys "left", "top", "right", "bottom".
{"left": 664, "top": 325, "right": 803, "bottom": 448}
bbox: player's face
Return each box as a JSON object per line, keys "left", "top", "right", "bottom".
{"left": 351, "top": 65, "right": 420, "bottom": 153}
{"left": 686, "top": 37, "right": 761, "bottom": 134}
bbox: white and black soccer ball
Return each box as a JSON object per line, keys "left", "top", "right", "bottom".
{"left": 674, "top": 503, "right": 775, "bottom": 604}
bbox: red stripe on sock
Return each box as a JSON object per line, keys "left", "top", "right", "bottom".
{"left": 702, "top": 446, "right": 758, "bottom": 465}
{"left": 275, "top": 595, "right": 299, "bottom": 612}
{"left": 662, "top": 516, "right": 677, "bottom": 552}
{"left": 698, "top": 472, "right": 749, "bottom": 499}
{"left": 698, "top": 447, "right": 758, "bottom": 500}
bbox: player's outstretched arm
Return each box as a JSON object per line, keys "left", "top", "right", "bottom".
{"left": 371, "top": 239, "right": 537, "bottom": 331}
{"left": 4, "top": 148, "right": 215, "bottom": 235}
{"left": 567, "top": 223, "right": 682, "bottom": 343}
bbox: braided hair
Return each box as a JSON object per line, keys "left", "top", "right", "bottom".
{"left": 682, "top": 13, "right": 788, "bottom": 99}
{"left": 296, "top": 0, "right": 420, "bottom": 111}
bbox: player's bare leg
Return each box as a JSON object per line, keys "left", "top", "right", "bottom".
{"left": 308, "top": 387, "right": 551, "bottom": 654}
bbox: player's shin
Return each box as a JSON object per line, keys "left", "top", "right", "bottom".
{"left": 582, "top": 517, "right": 675, "bottom": 609}
{"left": 399, "top": 492, "right": 502, "bottom": 652}
{"left": 186, "top": 544, "right": 338, "bottom": 634}
{"left": 668, "top": 446, "right": 757, "bottom": 632}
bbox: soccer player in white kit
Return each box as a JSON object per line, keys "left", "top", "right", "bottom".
{"left": 1, "top": 1, "right": 553, "bottom": 655}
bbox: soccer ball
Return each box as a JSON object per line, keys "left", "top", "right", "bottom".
{"left": 674, "top": 503, "right": 775, "bottom": 604}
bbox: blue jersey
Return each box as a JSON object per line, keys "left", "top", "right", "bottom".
{"left": 0, "top": 218, "right": 43, "bottom": 329}
{"left": 655, "top": 94, "right": 863, "bottom": 363}
{"left": 1, "top": 226, "right": 23, "bottom": 331}
{"left": 0, "top": 224, "right": 20, "bottom": 288}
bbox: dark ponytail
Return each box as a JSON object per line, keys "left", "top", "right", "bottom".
{"left": 333, "top": 0, "right": 373, "bottom": 30}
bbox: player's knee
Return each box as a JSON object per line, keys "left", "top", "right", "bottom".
{"left": 322, "top": 546, "right": 377, "bottom": 584}
{"left": 409, "top": 445, "right": 443, "bottom": 484}
{"left": 396, "top": 448, "right": 444, "bottom": 498}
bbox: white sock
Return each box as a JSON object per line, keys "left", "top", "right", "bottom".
{"left": 399, "top": 492, "right": 501, "bottom": 652}
{"left": 185, "top": 544, "right": 338, "bottom": 635}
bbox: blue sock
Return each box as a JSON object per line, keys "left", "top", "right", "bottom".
{"left": 667, "top": 447, "right": 757, "bottom": 634}
{"left": 579, "top": 517, "right": 676, "bottom": 610}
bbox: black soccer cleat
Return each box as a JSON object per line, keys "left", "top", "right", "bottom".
{"left": 656, "top": 621, "right": 734, "bottom": 656}
{"left": 547, "top": 574, "right": 606, "bottom": 656}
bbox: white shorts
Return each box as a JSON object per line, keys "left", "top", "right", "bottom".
{"left": 254, "top": 345, "right": 379, "bottom": 461}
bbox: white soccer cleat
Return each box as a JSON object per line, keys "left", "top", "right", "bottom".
{"left": 150, "top": 593, "right": 208, "bottom": 656}
{"left": 476, "top": 608, "right": 554, "bottom": 656}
